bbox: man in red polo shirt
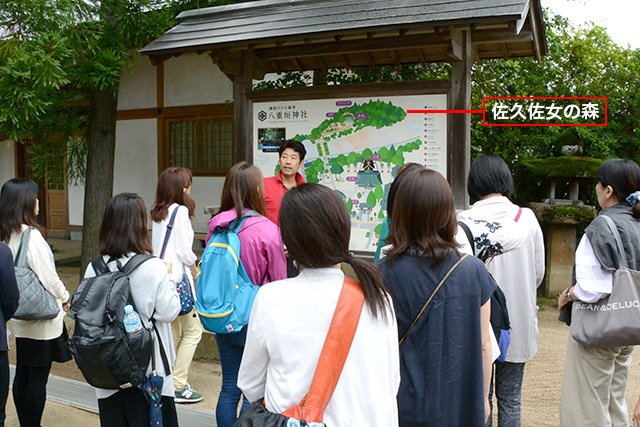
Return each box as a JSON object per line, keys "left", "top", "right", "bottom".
{"left": 263, "top": 139, "right": 306, "bottom": 225}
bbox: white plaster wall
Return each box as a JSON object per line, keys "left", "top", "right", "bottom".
{"left": 112, "top": 119, "right": 158, "bottom": 212}
{"left": 117, "top": 55, "right": 157, "bottom": 111}
{"left": 68, "top": 183, "right": 84, "bottom": 228}
{"left": 164, "top": 54, "right": 233, "bottom": 107}
{"left": 0, "top": 141, "right": 16, "bottom": 185}
{"left": 191, "top": 176, "right": 226, "bottom": 234}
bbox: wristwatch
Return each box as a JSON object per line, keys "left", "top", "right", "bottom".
{"left": 565, "top": 287, "right": 573, "bottom": 302}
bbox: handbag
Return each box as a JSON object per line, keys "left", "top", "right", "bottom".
{"left": 571, "top": 215, "right": 640, "bottom": 348}
{"left": 13, "top": 227, "right": 60, "bottom": 320}
{"left": 160, "top": 206, "right": 195, "bottom": 316}
{"left": 400, "top": 254, "right": 469, "bottom": 344}
{"left": 232, "top": 277, "right": 365, "bottom": 427}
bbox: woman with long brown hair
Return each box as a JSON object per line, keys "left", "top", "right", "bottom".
{"left": 237, "top": 183, "right": 400, "bottom": 426}
{"left": 205, "top": 161, "right": 286, "bottom": 427}
{"left": 378, "top": 167, "right": 495, "bottom": 426}
{"left": 86, "top": 193, "right": 180, "bottom": 426}
{"left": 0, "top": 178, "right": 71, "bottom": 427}
{"left": 150, "top": 167, "right": 204, "bottom": 403}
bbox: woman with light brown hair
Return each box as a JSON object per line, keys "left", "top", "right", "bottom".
{"left": 205, "top": 161, "right": 287, "bottom": 427}
{"left": 377, "top": 167, "right": 496, "bottom": 426}
{"left": 151, "top": 167, "right": 204, "bottom": 403}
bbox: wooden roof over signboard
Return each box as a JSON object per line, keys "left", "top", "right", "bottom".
{"left": 140, "top": 0, "right": 547, "bottom": 74}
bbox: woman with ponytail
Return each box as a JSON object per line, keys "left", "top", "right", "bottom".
{"left": 558, "top": 158, "right": 640, "bottom": 427}
{"left": 377, "top": 167, "right": 496, "bottom": 426}
{"left": 237, "top": 183, "right": 400, "bottom": 426}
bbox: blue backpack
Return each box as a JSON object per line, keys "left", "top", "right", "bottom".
{"left": 195, "top": 211, "right": 263, "bottom": 334}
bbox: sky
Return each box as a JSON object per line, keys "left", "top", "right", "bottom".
{"left": 541, "top": 0, "right": 640, "bottom": 49}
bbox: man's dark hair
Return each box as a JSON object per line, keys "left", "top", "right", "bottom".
{"left": 278, "top": 139, "right": 306, "bottom": 160}
{"left": 467, "top": 154, "right": 515, "bottom": 203}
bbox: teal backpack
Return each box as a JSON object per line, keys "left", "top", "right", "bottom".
{"left": 196, "top": 211, "right": 262, "bottom": 334}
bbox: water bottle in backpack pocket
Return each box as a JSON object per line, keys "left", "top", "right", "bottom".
{"left": 67, "top": 255, "right": 154, "bottom": 389}
{"left": 195, "top": 212, "right": 262, "bottom": 334}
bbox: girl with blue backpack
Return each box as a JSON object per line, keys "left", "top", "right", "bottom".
{"left": 205, "top": 161, "right": 286, "bottom": 427}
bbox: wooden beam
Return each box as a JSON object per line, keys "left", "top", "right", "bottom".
{"left": 528, "top": 0, "right": 543, "bottom": 61}
{"left": 341, "top": 54, "right": 352, "bottom": 70}
{"left": 416, "top": 48, "right": 427, "bottom": 67}
{"left": 316, "top": 56, "right": 328, "bottom": 71}
{"left": 334, "top": 35, "right": 344, "bottom": 42}
{"left": 390, "top": 50, "right": 401, "bottom": 67}
{"left": 156, "top": 62, "right": 165, "bottom": 175}
{"left": 291, "top": 57, "right": 304, "bottom": 73}
{"left": 472, "top": 29, "right": 533, "bottom": 44}
{"left": 501, "top": 43, "right": 510, "bottom": 60}
{"left": 254, "top": 33, "right": 446, "bottom": 60}
{"left": 148, "top": 53, "right": 174, "bottom": 66}
{"left": 447, "top": 29, "right": 463, "bottom": 61}
{"left": 367, "top": 32, "right": 376, "bottom": 40}
{"left": 365, "top": 52, "right": 376, "bottom": 67}
{"left": 216, "top": 50, "right": 268, "bottom": 80}
{"left": 233, "top": 51, "right": 253, "bottom": 164}
{"left": 449, "top": 29, "right": 473, "bottom": 209}
{"left": 248, "top": 80, "right": 452, "bottom": 102}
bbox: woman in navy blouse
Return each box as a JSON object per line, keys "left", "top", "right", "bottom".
{"left": 378, "top": 166, "right": 496, "bottom": 426}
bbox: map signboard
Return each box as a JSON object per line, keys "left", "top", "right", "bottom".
{"left": 253, "top": 94, "right": 447, "bottom": 252}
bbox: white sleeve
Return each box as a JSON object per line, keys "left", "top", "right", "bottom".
{"left": 238, "top": 289, "right": 269, "bottom": 402}
{"left": 174, "top": 206, "right": 197, "bottom": 268}
{"left": 573, "top": 235, "right": 612, "bottom": 303}
{"left": 26, "top": 230, "right": 69, "bottom": 303}
{"left": 532, "top": 216, "right": 546, "bottom": 288}
{"left": 455, "top": 225, "right": 473, "bottom": 255}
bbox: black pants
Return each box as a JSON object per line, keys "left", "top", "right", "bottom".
{"left": 98, "top": 387, "right": 179, "bottom": 427}
{"left": 0, "top": 351, "right": 8, "bottom": 427}
{"left": 12, "top": 363, "right": 51, "bottom": 427}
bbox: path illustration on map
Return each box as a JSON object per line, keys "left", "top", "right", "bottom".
{"left": 290, "top": 99, "right": 425, "bottom": 251}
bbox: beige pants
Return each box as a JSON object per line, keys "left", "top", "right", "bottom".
{"left": 560, "top": 335, "right": 634, "bottom": 427}
{"left": 172, "top": 308, "right": 204, "bottom": 390}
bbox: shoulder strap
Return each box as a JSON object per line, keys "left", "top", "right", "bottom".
{"left": 459, "top": 221, "right": 475, "bottom": 256}
{"left": 400, "top": 254, "right": 470, "bottom": 345}
{"left": 91, "top": 256, "right": 109, "bottom": 275}
{"left": 122, "top": 254, "right": 155, "bottom": 276}
{"left": 514, "top": 207, "right": 523, "bottom": 223}
{"left": 151, "top": 319, "right": 171, "bottom": 375}
{"left": 282, "top": 277, "right": 365, "bottom": 424}
{"left": 159, "top": 206, "right": 181, "bottom": 259}
{"left": 600, "top": 215, "right": 629, "bottom": 268}
{"left": 14, "top": 227, "right": 32, "bottom": 268}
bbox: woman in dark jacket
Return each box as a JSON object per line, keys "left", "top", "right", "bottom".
{"left": 0, "top": 242, "right": 19, "bottom": 427}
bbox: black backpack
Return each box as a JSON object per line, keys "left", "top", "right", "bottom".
{"left": 67, "top": 254, "right": 154, "bottom": 389}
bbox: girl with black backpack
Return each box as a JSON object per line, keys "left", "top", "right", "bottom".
{"left": 84, "top": 193, "right": 181, "bottom": 426}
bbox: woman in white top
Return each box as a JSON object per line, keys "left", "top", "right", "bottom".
{"left": 85, "top": 193, "right": 181, "bottom": 426}
{"left": 150, "top": 167, "right": 204, "bottom": 403}
{"left": 558, "top": 159, "right": 640, "bottom": 427}
{"left": 0, "top": 178, "right": 71, "bottom": 427}
{"left": 458, "top": 154, "right": 545, "bottom": 427}
{"left": 238, "top": 183, "right": 400, "bottom": 427}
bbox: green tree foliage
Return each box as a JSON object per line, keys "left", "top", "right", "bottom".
{"left": 470, "top": 13, "right": 640, "bottom": 204}
{"left": 0, "top": 0, "right": 256, "bottom": 270}
{"left": 366, "top": 190, "right": 377, "bottom": 208}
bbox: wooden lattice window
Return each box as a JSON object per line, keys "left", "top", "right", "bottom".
{"left": 166, "top": 115, "right": 234, "bottom": 176}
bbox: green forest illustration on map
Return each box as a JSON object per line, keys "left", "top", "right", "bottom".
{"left": 288, "top": 99, "right": 424, "bottom": 245}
